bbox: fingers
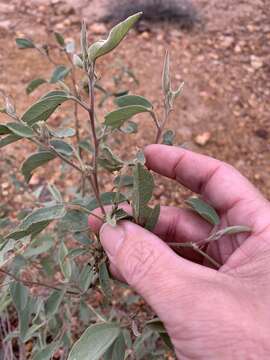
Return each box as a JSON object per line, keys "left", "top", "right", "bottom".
{"left": 99, "top": 221, "right": 215, "bottom": 325}
{"left": 89, "top": 205, "right": 211, "bottom": 244}
{"left": 145, "top": 144, "right": 265, "bottom": 212}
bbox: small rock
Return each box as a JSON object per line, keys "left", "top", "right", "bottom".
{"left": 255, "top": 129, "right": 268, "bottom": 139}
{"left": 234, "top": 44, "right": 242, "bottom": 53}
{"left": 194, "top": 132, "right": 211, "bottom": 146}
{"left": 250, "top": 55, "right": 264, "bottom": 69}
{"left": 141, "top": 31, "right": 150, "bottom": 39}
{"left": 89, "top": 22, "right": 107, "bottom": 35}
{"left": 220, "top": 36, "right": 234, "bottom": 49}
{"left": 0, "top": 20, "right": 11, "bottom": 31}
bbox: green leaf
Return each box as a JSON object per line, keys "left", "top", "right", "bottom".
{"left": 105, "top": 332, "right": 126, "bottom": 360}
{"left": 45, "top": 289, "right": 65, "bottom": 317}
{"left": 16, "top": 38, "right": 35, "bottom": 49}
{"left": 114, "top": 175, "right": 133, "bottom": 188}
{"left": 162, "top": 129, "right": 175, "bottom": 145}
{"left": 68, "top": 248, "right": 88, "bottom": 260}
{"left": 5, "top": 122, "right": 34, "bottom": 138}
{"left": 132, "top": 163, "right": 154, "bottom": 224}
{"left": 50, "top": 65, "right": 71, "bottom": 83}
{"left": 78, "top": 139, "right": 93, "bottom": 153}
{"left": 21, "top": 91, "right": 70, "bottom": 125}
{"left": 86, "top": 192, "right": 127, "bottom": 211}
{"left": 33, "top": 342, "right": 59, "bottom": 360}
{"left": 48, "top": 127, "right": 75, "bottom": 138}
{"left": 6, "top": 205, "right": 66, "bottom": 240}
{"left": 24, "top": 234, "right": 54, "bottom": 258}
{"left": 9, "top": 281, "right": 29, "bottom": 312}
{"left": 0, "top": 124, "right": 10, "bottom": 135}
{"left": 50, "top": 139, "right": 73, "bottom": 156}
{"left": 88, "top": 12, "right": 142, "bottom": 61}
{"left": 120, "top": 120, "right": 138, "bottom": 134}
{"left": 0, "top": 134, "right": 21, "bottom": 148}
{"left": 105, "top": 105, "right": 150, "bottom": 129}
{"left": 59, "top": 242, "right": 72, "bottom": 280}
{"left": 79, "top": 264, "right": 93, "bottom": 293}
{"left": 146, "top": 318, "right": 173, "bottom": 350}
{"left": 48, "top": 184, "right": 62, "bottom": 202}
{"left": 144, "top": 205, "right": 160, "bottom": 231}
{"left": 21, "top": 151, "right": 56, "bottom": 183}
{"left": 116, "top": 95, "right": 153, "bottom": 109}
{"left": 26, "top": 78, "right": 47, "bottom": 94}
{"left": 68, "top": 323, "right": 121, "bottom": 360}
{"left": 99, "top": 262, "right": 112, "bottom": 299}
{"left": 54, "top": 32, "right": 65, "bottom": 47}
{"left": 186, "top": 197, "right": 220, "bottom": 225}
{"left": 98, "top": 146, "right": 124, "bottom": 172}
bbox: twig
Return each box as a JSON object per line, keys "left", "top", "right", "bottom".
{"left": 168, "top": 242, "right": 221, "bottom": 269}
{"left": 0, "top": 268, "right": 79, "bottom": 296}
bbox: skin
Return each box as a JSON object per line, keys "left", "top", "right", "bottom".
{"left": 89, "top": 144, "right": 270, "bottom": 359}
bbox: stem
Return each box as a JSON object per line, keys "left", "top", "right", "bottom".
{"left": 155, "top": 108, "right": 171, "bottom": 144}
{"left": 86, "top": 303, "right": 107, "bottom": 323}
{"left": 0, "top": 268, "right": 79, "bottom": 296}
{"left": 87, "top": 71, "right": 106, "bottom": 217}
{"left": 168, "top": 242, "right": 221, "bottom": 269}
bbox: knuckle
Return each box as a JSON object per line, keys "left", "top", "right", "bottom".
{"left": 121, "top": 240, "right": 158, "bottom": 287}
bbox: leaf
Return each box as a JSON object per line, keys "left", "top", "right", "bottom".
{"left": 185, "top": 197, "right": 220, "bottom": 225}
{"left": 9, "top": 281, "right": 29, "bottom": 312}
{"left": 120, "top": 120, "right": 138, "bottom": 134}
{"left": 21, "top": 91, "right": 70, "bottom": 125}
{"left": 104, "top": 332, "right": 126, "bottom": 360}
{"left": 86, "top": 192, "right": 127, "bottom": 211}
{"left": 105, "top": 105, "right": 150, "bottom": 129}
{"left": 48, "top": 127, "right": 75, "bottom": 138}
{"left": 88, "top": 12, "right": 142, "bottom": 61}
{"left": 21, "top": 151, "right": 56, "bottom": 183}
{"left": 6, "top": 205, "right": 66, "bottom": 240}
{"left": 23, "top": 234, "right": 54, "bottom": 258}
{"left": 114, "top": 175, "right": 133, "bottom": 188}
{"left": 33, "top": 342, "right": 59, "bottom": 360}
{"left": 48, "top": 184, "right": 62, "bottom": 202}
{"left": 68, "top": 248, "right": 88, "bottom": 260}
{"left": 78, "top": 139, "right": 93, "bottom": 153}
{"left": 16, "top": 38, "right": 35, "bottom": 49}
{"left": 0, "top": 134, "right": 22, "bottom": 148}
{"left": 67, "top": 323, "right": 121, "bottom": 360}
{"left": 162, "top": 129, "right": 175, "bottom": 145}
{"left": 79, "top": 264, "right": 93, "bottom": 293}
{"left": 98, "top": 146, "right": 124, "bottom": 172}
{"left": 5, "top": 122, "right": 34, "bottom": 138}
{"left": 116, "top": 95, "right": 153, "bottom": 109}
{"left": 54, "top": 32, "right": 65, "bottom": 47}
{"left": 132, "top": 163, "right": 154, "bottom": 224}
{"left": 144, "top": 205, "right": 160, "bottom": 231}
{"left": 99, "top": 262, "right": 112, "bottom": 299}
{"left": 26, "top": 78, "right": 47, "bottom": 94}
{"left": 209, "top": 225, "right": 251, "bottom": 241}
{"left": 50, "top": 65, "right": 71, "bottom": 83}
{"left": 45, "top": 289, "right": 65, "bottom": 317}
{"left": 0, "top": 124, "right": 11, "bottom": 135}
{"left": 59, "top": 242, "right": 72, "bottom": 280}
{"left": 146, "top": 318, "right": 173, "bottom": 350}
{"left": 50, "top": 139, "right": 73, "bottom": 156}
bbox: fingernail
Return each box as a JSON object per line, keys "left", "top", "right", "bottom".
{"left": 100, "top": 224, "right": 125, "bottom": 259}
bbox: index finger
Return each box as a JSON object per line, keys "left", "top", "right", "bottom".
{"left": 145, "top": 144, "right": 265, "bottom": 212}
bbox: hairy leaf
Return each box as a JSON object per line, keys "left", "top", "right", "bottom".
{"left": 186, "top": 197, "right": 220, "bottom": 225}
{"left": 5, "top": 122, "right": 34, "bottom": 138}
{"left": 0, "top": 134, "right": 22, "bottom": 148}
{"left": 144, "top": 205, "right": 160, "bottom": 231}
{"left": 59, "top": 241, "right": 72, "bottom": 280}
{"left": 146, "top": 318, "right": 173, "bottom": 350}
{"left": 16, "top": 38, "right": 35, "bottom": 49}
{"left": 45, "top": 289, "right": 65, "bottom": 317}
{"left": 26, "top": 78, "right": 47, "bottom": 94}
{"left": 209, "top": 225, "right": 251, "bottom": 241}
{"left": 22, "top": 91, "right": 70, "bottom": 125}
{"left": 105, "top": 105, "right": 150, "bottom": 129}
{"left": 79, "top": 264, "right": 93, "bottom": 293}
{"left": 99, "top": 262, "right": 112, "bottom": 299}
{"left": 33, "top": 342, "right": 59, "bottom": 360}
{"left": 162, "top": 129, "right": 175, "bottom": 145}
{"left": 54, "top": 32, "right": 65, "bottom": 47}
{"left": 50, "top": 65, "right": 71, "bottom": 83}
{"left": 48, "top": 127, "right": 75, "bottom": 138}
{"left": 98, "top": 146, "right": 124, "bottom": 172}
{"left": 68, "top": 323, "right": 121, "bottom": 360}
{"left": 9, "top": 281, "right": 29, "bottom": 312}
{"left": 21, "top": 151, "right": 56, "bottom": 183}
{"left": 6, "top": 205, "right": 66, "bottom": 240}
{"left": 88, "top": 12, "right": 142, "bottom": 61}
{"left": 50, "top": 139, "right": 73, "bottom": 157}
{"left": 120, "top": 120, "right": 138, "bottom": 134}
{"left": 116, "top": 95, "right": 152, "bottom": 109}
{"left": 104, "top": 332, "right": 126, "bottom": 360}
{"left": 132, "top": 163, "right": 154, "bottom": 224}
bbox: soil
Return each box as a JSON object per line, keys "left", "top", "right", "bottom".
{"left": 0, "top": 0, "right": 270, "bottom": 357}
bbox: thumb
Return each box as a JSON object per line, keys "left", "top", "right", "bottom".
{"left": 100, "top": 221, "right": 212, "bottom": 326}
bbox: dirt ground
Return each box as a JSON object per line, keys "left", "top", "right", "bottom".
{"left": 0, "top": 0, "right": 270, "bottom": 358}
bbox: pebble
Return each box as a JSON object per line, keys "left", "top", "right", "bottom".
{"left": 0, "top": 20, "right": 11, "bottom": 31}
{"left": 250, "top": 55, "right": 264, "bottom": 69}
{"left": 89, "top": 22, "right": 107, "bottom": 35}
{"left": 220, "top": 36, "right": 234, "bottom": 49}
{"left": 194, "top": 132, "right": 211, "bottom": 146}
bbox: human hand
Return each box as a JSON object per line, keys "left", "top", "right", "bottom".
{"left": 89, "top": 144, "right": 270, "bottom": 359}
